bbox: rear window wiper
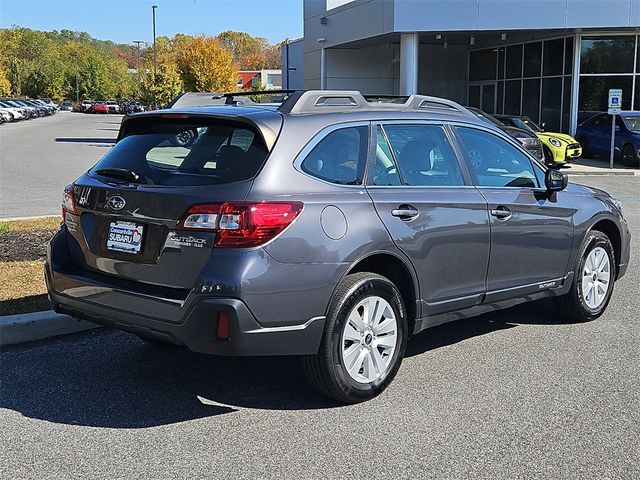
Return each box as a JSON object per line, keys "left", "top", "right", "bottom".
{"left": 94, "top": 168, "right": 143, "bottom": 184}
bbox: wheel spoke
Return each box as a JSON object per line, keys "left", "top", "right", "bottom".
{"left": 347, "top": 348, "right": 368, "bottom": 378}
{"left": 375, "top": 317, "right": 396, "bottom": 335}
{"left": 343, "top": 322, "right": 361, "bottom": 342}
{"left": 375, "top": 334, "right": 397, "bottom": 349}
{"left": 370, "top": 347, "right": 385, "bottom": 376}
{"left": 370, "top": 298, "right": 385, "bottom": 329}
{"left": 348, "top": 310, "right": 367, "bottom": 333}
{"left": 364, "top": 351, "right": 376, "bottom": 381}
{"left": 343, "top": 343, "right": 361, "bottom": 367}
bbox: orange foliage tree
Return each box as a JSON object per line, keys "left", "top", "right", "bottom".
{"left": 175, "top": 35, "right": 237, "bottom": 92}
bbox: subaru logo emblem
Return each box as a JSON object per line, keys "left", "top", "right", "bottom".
{"left": 107, "top": 195, "right": 126, "bottom": 210}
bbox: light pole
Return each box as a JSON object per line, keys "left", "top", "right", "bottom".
{"left": 133, "top": 40, "right": 144, "bottom": 72}
{"left": 151, "top": 5, "right": 157, "bottom": 77}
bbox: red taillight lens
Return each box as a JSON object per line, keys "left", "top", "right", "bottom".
{"left": 62, "top": 184, "right": 77, "bottom": 218}
{"left": 176, "top": 201, "right": 303, "bottom": 248}
{"left": 217, "top": 202, "right": 303, "bottom": 248}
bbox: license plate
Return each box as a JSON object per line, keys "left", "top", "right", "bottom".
{"left": 107, "top": 221, "right": 144, "bottom": 254}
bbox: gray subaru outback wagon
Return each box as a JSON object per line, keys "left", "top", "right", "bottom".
{"left": 46, "top": 90, "right": 630, "bottom": 403}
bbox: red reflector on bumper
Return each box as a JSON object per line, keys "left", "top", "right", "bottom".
{"left": 217, "top": 311, "right": 230, "bottom": 340}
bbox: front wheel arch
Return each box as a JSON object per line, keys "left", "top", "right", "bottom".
{"left": 590, "top": 219, "right": 622, "bottom": 279}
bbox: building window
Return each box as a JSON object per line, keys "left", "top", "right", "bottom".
{"left": 504, "top": 80, "right": 521, "bottom": 115}
{"left": 544, "top": 39, "right": 564, "bottom": 77}
{"left": 577, "top": 35, "right": 639, "bottom": 115}
{"left": 564, "top": 37, "right": 574, "bottom": 75}
{"left": 578, "top": 76, "right": 634, "bottom": 112}
{"left": 524, "top": 42, "right": 542, "bottom": 78}
{"left": 506, "top": 45, "right": 523, "bottom": 79}
{"left": 522, "top": 79, "right": 541, "bottom": 120}
{"left": 469, "top": 49, "right": 498, "bottom": 81}
{"left": 542, "top": 77, "right": 563, "bottom": 132}
{"left": 580, "top": 36, "right": 636, "bottom": 74}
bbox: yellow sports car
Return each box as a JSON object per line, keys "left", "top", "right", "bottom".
{"left": 495, "top": 115, "right": 582, "bottom": 167}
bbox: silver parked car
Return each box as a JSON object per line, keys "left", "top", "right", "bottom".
{"left": 46, "top": 90, "right": 630, "bottom": 403}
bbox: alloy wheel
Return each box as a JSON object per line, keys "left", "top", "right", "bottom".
{"left": 341, "top": 295, "right": 398, "bottom": 383}
{"left": 581, "top": 246, "right": 611, "bottom": 309}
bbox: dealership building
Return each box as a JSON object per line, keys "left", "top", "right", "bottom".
{"left": 283, "top": 0, "right": 640, "bottom": 134}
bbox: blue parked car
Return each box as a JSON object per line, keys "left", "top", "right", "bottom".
{"left": 575, "top": 112, "right": 640, "bottom": 167}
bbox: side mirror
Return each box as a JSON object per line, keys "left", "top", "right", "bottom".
{"left": 540, "top": 120, "right": 546, "bottom": 131}
{"left": 545, "top": 169, "right": 568, "bottom": 192}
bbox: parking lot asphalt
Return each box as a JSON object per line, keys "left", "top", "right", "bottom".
{"left": 0, "top": 175, "right": 638, "bottom": 479}
{"left": 0, "top": 112, "right": 122, "bottom": 219}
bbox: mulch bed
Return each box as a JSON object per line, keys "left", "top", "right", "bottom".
{"left": 0, "top": 228, "right": 58, "bottom": 263}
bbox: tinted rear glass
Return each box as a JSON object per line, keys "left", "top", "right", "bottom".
{"left": 89, "top": 118, "right": 269, "bottom": 186}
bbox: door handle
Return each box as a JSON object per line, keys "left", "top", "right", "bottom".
{"left": 490, "top": 206, "right": 512, "bottom": 220}
{"left": 391, "top": 205, "right": 419, "bottom": 220}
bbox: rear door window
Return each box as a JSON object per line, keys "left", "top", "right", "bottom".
{"left": 381, "top": 124, "right": 464, "bottom": 186}
{"left": 90, "top": 119, "right": 268, "bottom": 186}
{"left": 300, "top": 126, "right": 368, "bottom": 185}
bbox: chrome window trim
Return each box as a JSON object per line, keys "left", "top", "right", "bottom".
{"left": 293, "top": 121, "right": 371, "bottom": 189}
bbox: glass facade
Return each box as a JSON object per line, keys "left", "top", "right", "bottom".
{"left": 578, "top": 35, "right": 639, "bottom": 113}
{"left": 469, "top": 34, "right": 640, "bottom": 133}
{"left": 469, "top": 37, "right": 574, "bottom": 132}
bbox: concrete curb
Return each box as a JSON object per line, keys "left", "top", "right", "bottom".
{"left": 566, "top": 169, "right": 638, "bottom": 176}
{"left": 0, "top": 310, "right": 100, "bottom": 347}
{"left": 0, "top": 214, "right": 59, "bottom": 222}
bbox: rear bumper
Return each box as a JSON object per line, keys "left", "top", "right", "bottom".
{"left": 45, "top": 262, "right": 325, "bottom": 356}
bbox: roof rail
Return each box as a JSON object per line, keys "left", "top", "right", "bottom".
{"left": 167, "top": 90, "right": 295, "bottom": 109}
{"left": 277, "top": 90, "right": 474, "bottom": 116}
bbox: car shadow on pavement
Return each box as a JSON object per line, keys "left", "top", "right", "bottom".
{"left": 0, "top": 299, "right": 572, "bottom": 428}
{"left": 405, "top": 298, "right": 572, "bottom": 357}
{"left": 55, "top": 137, "right": 116, "bottom": 144}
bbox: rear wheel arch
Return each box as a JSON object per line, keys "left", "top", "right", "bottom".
{"left": 344, "top": 253, "right": 419, "bottom": 334}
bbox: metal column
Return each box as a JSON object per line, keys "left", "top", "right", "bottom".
{"left": 400, "top": 33, "right": 419, "bottom": 95}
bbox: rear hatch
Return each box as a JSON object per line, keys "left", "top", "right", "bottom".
{"left": 61, "top": 111, "right": 281, "bottom": 290}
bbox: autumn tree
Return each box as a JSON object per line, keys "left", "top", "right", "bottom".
{"left": 0, "top": 62, "right": 11, "bottom": 96}
{"left": 138, "top": 36, "right": 183, "bottom": 107}
{"left": 176, "top": 35, "right": 236, "bottom": 92}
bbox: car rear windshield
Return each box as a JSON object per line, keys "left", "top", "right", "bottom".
{"left": 89, "top": 118, "right": 269, "bottom": 186}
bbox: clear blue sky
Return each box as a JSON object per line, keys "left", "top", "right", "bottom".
{"left": 0, "top": 0, "right": 303, "bottom": 45}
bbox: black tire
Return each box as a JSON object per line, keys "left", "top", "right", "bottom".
{"left": 577, "top": 137, "right": 591, "bottom": 159}
{"left": 542, "top": 145, "right": 556, "bottom": 168}
{"left": 303, "top": 272, "right": 408, "bottom": 404}
{"left": 555, "top": 230, "right": 616, "bottom": 322}
{"left": 622, "top": 143, "right": 638, "bottom": 167}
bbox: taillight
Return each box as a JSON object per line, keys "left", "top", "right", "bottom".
{"left": 177, "top": 201, "right": 303, "bottom": 248}
{"left": 62, "top": 184, "right": 77, "bottom": 218}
